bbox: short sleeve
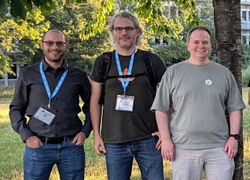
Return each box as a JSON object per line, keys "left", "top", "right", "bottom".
{"left": 151, "top": 70, "right": 171, "bottom": 113}
{"left": 90, "top": 55, "right": 104, "bottom": 83}
{"left": 226, "top": 72, "right": 246, "bottom": 112}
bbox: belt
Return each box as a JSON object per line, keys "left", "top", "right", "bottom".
{"left": 38, "top": 134, "right": 76, "bottom": 144}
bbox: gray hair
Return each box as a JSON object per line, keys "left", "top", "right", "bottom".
{"left": 109, "top": 11, "right": 143, "bottom": 46}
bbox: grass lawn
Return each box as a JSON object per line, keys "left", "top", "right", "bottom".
{"left": 0, "top": 88, "right": 249, "bottom": 179}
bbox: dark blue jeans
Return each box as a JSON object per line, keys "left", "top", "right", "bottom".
{"left": 23, "top": 140, "right": 85, "bottom": 180}
{"left": 105, "top": 136, "right": 164, "bottom": 180}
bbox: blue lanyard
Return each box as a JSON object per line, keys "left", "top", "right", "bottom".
{"left": 39, "top": 61, "right": 68, "bottom": 107}
{"left": 115, "top": 49, "right": 137, "bottom": 93}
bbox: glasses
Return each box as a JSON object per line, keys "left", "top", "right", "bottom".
{"left": 42, "top": 41, "right": 66, "bottom": 47}
{"left": 113, "top": 26, "right": 137, "bottom": 33}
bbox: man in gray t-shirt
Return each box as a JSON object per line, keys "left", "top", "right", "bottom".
{"left": 151, "top": 26, "right": 245, "bottom": 180}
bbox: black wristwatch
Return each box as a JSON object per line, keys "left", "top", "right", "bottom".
{"left": 229, "top": 134, "right": 239, "bottom": 140}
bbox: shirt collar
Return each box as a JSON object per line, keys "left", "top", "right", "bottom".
{"left": 42, "top": 59, "right": 67, "bottom": 71}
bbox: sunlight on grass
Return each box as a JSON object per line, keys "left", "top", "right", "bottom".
{"left": 244, "top": 138, "right": 250, "bottom": 179}
{"left": 0, "top": 104, "right": 9, "bottom": 123}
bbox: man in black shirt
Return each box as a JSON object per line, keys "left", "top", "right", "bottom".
{"left": 90, "top": 11, "right": 166, "bottom": 180}
{"left": 9, "top": 29, "right": 92, "bottom": 180}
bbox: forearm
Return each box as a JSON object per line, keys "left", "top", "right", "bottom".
{"left": 155, "top": 110, "right": 171, "bottom": 140}
{"left": 90, "top": 103, "right": 102, "bottom": 137}
{"left": 90, "top": 81, "right": 103, "bottom": 137}
{"left": 229, "top": 110, "right": 241, "bottom": 134}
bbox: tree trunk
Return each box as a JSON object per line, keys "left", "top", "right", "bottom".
{"left": 212, "top": 0, "right": 243, "bottom": 180}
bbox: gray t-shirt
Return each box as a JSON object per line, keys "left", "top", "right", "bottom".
{"left": 151, "top": 60, "right": 245, "bottom": 149}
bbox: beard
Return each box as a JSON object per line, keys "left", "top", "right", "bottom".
{"left": 44, "top": 51, "right": 64, "bottom": 63}
{"left": 116, "top": 40, "right": 134, "bottom": 50}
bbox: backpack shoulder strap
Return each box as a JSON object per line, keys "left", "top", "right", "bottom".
{"left": 141, "top": 50, "right": 157, "bottom": 92}
{"left": 99, "top": 51, "right": 113, "bottom": 105}
{"left": 100, "top": 52, "right": 113, "bottom": 82}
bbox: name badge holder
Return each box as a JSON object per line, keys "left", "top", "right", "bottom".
{"left": 33, "top": 61, "right": 68, "bottom": 124}
{"left": 114, "top": 49, "right": 137, "bottom": 112}
{"left": 33, "top": 106, "right": 55, "bottom": 125}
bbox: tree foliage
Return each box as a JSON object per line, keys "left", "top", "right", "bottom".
{"left": 1, "top": 0, "right": 199, "bottom": 40}
{"left": 198, "top": 1, "right": 216, "bottom": 60}
{"left": 0, "top": 0, "right": 200, "bottom": 75}
{"left": 80, "top": 0, "right": 200, "bottom": 40}
{"left": 0, "top": 9, "right": 49, "bottom": 76}
{"left": 42, "top": 1, "right": 113, "bottom": 74}
{"left": 152, "top": 39, "right": 189, "bottom": 67}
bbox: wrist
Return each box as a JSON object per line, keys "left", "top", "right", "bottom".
{"left": 93, "top": 131, "right": 101, "bottom": 137}
{"left": 229, "top": 134, "right": 239, "bottom": 140}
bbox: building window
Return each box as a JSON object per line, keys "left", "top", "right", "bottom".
{"left": 242, "top": 35, "right": 247, "bottom": 44}
{"left": 242, "top": 11, "right": 247, "bottom": 21}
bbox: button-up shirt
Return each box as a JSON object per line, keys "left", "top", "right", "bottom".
{"left": 9, "top": 60, "right": 92, "bottom": 142}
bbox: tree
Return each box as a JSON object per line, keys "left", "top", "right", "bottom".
{"left": 0, "top": 0, "right": 57, "bottom": 19}
{"left": 151, "top": 1, "right": 216, "bottom": 67}
{"left": 0, "top": 0, "right": 199, "bottom": 40}
{"left": 0, "top": 9, "right": 50, "bottom": 76}
{"left": 152, "top": 39, "right": 189, "bottom": 67}
{"left": 198, "top": 1, "right": 216, "bottom": 61}
{"left": 42, "top": 1, "right": 113, "bottom": 74}
{"left": 0, "top": 0, "right": 200, "bottom": 75}
{"left": 213, "top": 1, "right": 243, "bottom": 179}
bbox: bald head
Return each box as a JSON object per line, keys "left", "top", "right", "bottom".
{"left": 42, "top": 29, "right": 67, "bottom": 42}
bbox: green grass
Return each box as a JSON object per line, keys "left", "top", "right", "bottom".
{"left": 0, "top": 86, "right": 14, "bottom": 102}
{"left": 0, "top": 88, "right": 250, "bottom": 179}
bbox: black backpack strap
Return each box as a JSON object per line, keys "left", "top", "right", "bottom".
{"left": 106, "top": 72, "right": 146, "bottom": 79}
{"left": 100, "top": 52, "right": 112, "bottom": 82}
{"left": 141, "top": 50, "right": 157, "bottom": 92}
{"left": 99, "top": 52, "right": 112, "bottom": 105}
{"left": 99, "top": 50, "right": 156, "bottom": 104}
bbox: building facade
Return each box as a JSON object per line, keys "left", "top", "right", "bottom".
{"left": 241, "top": 0, "right": 250, "bottom": 44}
